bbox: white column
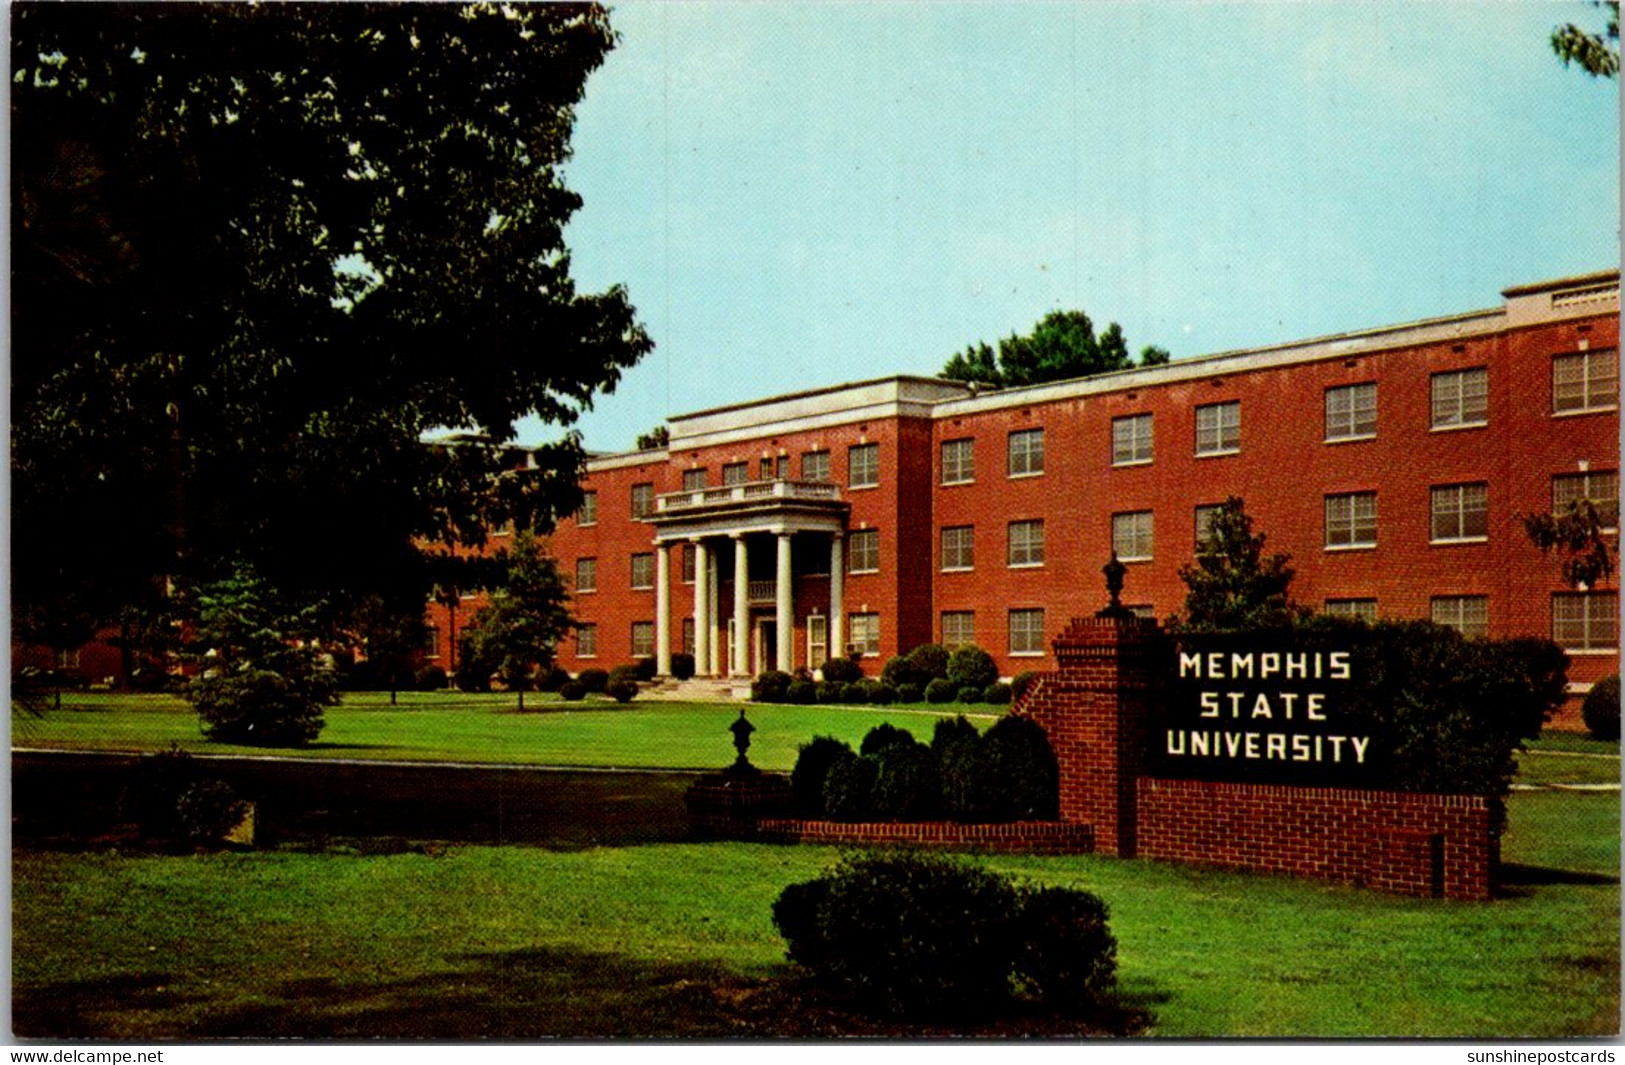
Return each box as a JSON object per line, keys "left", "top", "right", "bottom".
{"left": 776, "top": 532, "right": 794, "bottom": 672}
{"left": 732, "top": 535, "right": 750, "bottom": 677}
{"left": 828, "top": 532, "right": 845, "bottom": 665}
{"left": 692, "top": 540, "right": 709, "bottom": 677}
{"left": 655, "top": 542, "right": 672, "bottom": 677}
{"left": 709, "top": 560, "right": 723, "bottom": 677}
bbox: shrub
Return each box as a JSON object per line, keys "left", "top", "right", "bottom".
{"left": 791, "top": 736, "right": 855, "bottom": 817}
{"left": 840, "top": 680, "right": 871, "bottom": 705}
{"left": 822, "top": 751, "right": 878, "bottom": 821}
{"left": 454, "top": 661, "right": 492, "bottom": 692}
{"left": 786, "top": 678, "right": 818, "bottom": 705}
{"left": 937, "top": 729, "right": 982, "bottom": 821}
{"left": 930, "top": 714, "right": 980, "bottom": 752}
{"left": 189, "top": 668, "right": 331, "bottom": 748}
{"left": 978, "top": 714, "right": 1060, "bottom": 821}
{"left": 413, "top": 665, "right": 447, "bottom": 691}
{"left": 120, "top": 743, "right": 199, "bottom": 839}
{"left": 880, "top": 656, "right": 913, "bottom": 690}
{"left": 870, "top": 741, "right": 942, "bottom": 821}
{"left": 558, "top": 680, "right": 587, "bottom": 701}
{"left": 924, "top": 677, "right": 958, "bottom": 704}
{"left": 956, "top": 685, "right": 982, "bottom": 704}
{"left": 607, "top": 664, "right": 642, "bottom": 689}
{"left": 1011, "top": 671, "right": 1042, "bottom": 703}
{"left": 576, "top": 668, "right": 610, "bottom": 694}
{"left": 983, "top": 681, "right": 1012, "bottom": 705}
{"left": 905, "top": 643, "right": 951, "bottom": 682}
{"left": 175, "top": 779, "right": 249, "bottom": 845}
{"left": 1583, "top": 675, "right": 1620, "bottom": 742}
{"left": 535, "top": 665, "right": 571, "bottom": 693}
{"left": 670, "top": 652, "right": 696, "bottom": 681}
{"left": 859, "top": 722, "right": 916, "bottom": 756}
{"left": 895, "top": 681, "right": 924, "bottom": 705}
{"left": 821, "top": 657, "right": 863, "bottom": 684}
{"left": 606, "top": 679, "right": 638, "bottom": 703}
{"left": 851, "top": 678, "right": 893, "bottom": 705}
{"left": 946, "top": 646, "right": 999, "bottom": 691}
{"left": 633, "top": 657, "right": 658, "bottom": 681}
{"left": 1012, "top": 886, "right": 1118, "bottom": 1013}
{"left": 815, "top": 680, "right": 848, "bottom": 704}
{"left": 752, "top": 670, "right": 793, "bottom": 703}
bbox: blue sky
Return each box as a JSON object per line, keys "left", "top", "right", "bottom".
{"left": 530, "top": 1, "right": 1620, "bottom": 453}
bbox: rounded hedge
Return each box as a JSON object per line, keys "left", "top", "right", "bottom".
{"left": 821, "top": 657, "right": 864, "bottom": 684}
{"left": 607, "top": 664, "right": 642, "bottom": 689}
{"left": 840, "top": 680, "right": 871, "bottom": 705}
{"left": 860, "top": 722, "right": 916, "bottom": 756}
{"left": 752, "top": 670, "right": 793, "bottom": 703}
{"left": 535, "top": 665, "right": 570, "bottom": 692}
{"left": 176, "top": 779, "right": 248, "bottom": 845}
{"left": 670, "top": 652, "right": 696, "bottom": 681}
{"left": 924, "top": 677, "right": 958, "bottom": 704}
{"left": 1012, "top": 885, "right": 1118, "bottom": 1013}
{"left": 791, "top": 736, "right": 854, "bottom": 817}
{"left": 1583, "top": 675, "right": 1620, "bottom": 741}
{"left": 559, "top": 680, "right": 588, "bottom": 701}
{"left": 605, "top": 679, "right": 638, "bottom": 703}
{"left": 983, "top": 681, "right": 1013, "bottom": 705}
{"left": 822, "top": 751, "right": 878, "bottom": 821}
{"left": 869, "top": 741, "right": 941, "bottom": 821}
{"left": 895, "top": 681, "right": 924, "bottom": 705}
{"left": 815, "top": 680, "right": 848, "bottom": 704}
{"left": 904, "top": 643, "right": 951, "bottom": 683}
{"left": 946, "top": 645, "right": 999, "bottom": 691}
{"left": 786, "top": 679, "right": 819, "bottom": 705}
{"left": 576, "top": 668, "right": 609, "bottom": 694}
{"left": 413, "top": 665, "right": 448, "bottom": 691}
{"left": 956, "top": 684, "right": 983, "bottom": 704}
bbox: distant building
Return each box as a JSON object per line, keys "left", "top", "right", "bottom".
{"left": 432, "top": 270, "right": 1618, "bottom": 722}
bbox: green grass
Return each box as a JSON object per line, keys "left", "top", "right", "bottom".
{"left": 12, "top": 692, "right": 996, "bottom": 772}
{"left": 12, "top": 788, "right": 1618, "bottom": 1039}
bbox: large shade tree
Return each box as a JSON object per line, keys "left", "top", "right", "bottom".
{"left": 12, "top": 2, "right": 652, "bottom": 632}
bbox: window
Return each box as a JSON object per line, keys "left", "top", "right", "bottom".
{"left": 1553, "top": 592, "right": 1618, "bottom": 651}
{"left": 1008, "top": 428, "right": 1045, "bottom": 477}
{"left": 1431, "top": 595, "right": 1488, "bottom": 638}
{"left": 681, "top": 544, "right": 696, "bottom": 583}
{"left": 1553, "top": 470, "right": 1620, "bottom": 529}
{"left": 802, "top": 450, "right": 831, "bottom": 482}
{"left": 575, "top": 557, "right": 598, "bottom": 593}
{"left": 577, "top": 624, "right": 598, "bottom": 658}
{"left": 1325, "top": 492, "right": 1377, "bottom": 549}
{"left": 424, "top": 628, "right": 441, "bottom": 659}
{"left": 1431, "top": 367, "right": 1488, "bottom": 429}
{"left": 630, "top": 552, "right": 655, "bottom": 590}
{"left": 1430, "top": 483, "right": 1488, "bottom": 543}
{"left": 1008, "top": 519, "right": 1045, "bottom": 567}
{"left": 849, "top": 443, "right": 880, "bottom": 488}
{"left": 683, "top": 468, "right": 707, "bottom": 491}
{"left": 577, "top": 491, "right": 598, "bottom": 527}
{"left": 759, "top": 457, "right": 775, "bottom": 480}
{"left": 941, "top": 611, "right": 976, "bottom": 648}
{"left": 1194, "top": 503, "right": 1225, "bottom": 549}
{"left": 722, "top": 462, "right": 749, "bottom": 486}
{"left": 1325, "top": 599, "right": 1378, "bottom": 623}
{"left": 808, "top": 615, "right": 828, "bottom": 668}
{"left": 1009, "top": 608, "right": 1047, "bottom": 656}
{"left": 682, "top": 618, "right": 696, "bottom": 657}
{"left": 849, "top": 613, "right": 881, "bottom": 657}
{"left": 1112, "top": 511, "right": 1154, "bottom": 562}
{"left": 775, "top": 455, "right": 790, "bottom": 479}
{"left": 848, "top": 529, "right": 880, "bottom": 574}
{"left": 631, "top": 621, "right": 655, "bottom": 659}
{"left": 1195, "top": 401, "right": 1241, "bottom": 455}
{"left": 941, "top": 438, "right": 975, "bottom": 485}
{"left": 1553, "top": 349, "right": 1619, "bottom": 414}
{"left": 941, "top": 525, "right": 975, "bottom": 571}
{"left": 1325, "top": 382, "right": 1377, "bottom": 441}
{"left": 1112, "top": 413, "right": 1154, "bottom": 465}
{"left": 631, "top": 483, "right": 654, "bottom": 520}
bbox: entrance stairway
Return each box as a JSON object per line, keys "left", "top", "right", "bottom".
{"left": 638, "top": 677, "right": 753, "bottom": 703}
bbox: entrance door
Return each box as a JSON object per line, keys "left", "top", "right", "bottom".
{"left": 754, "top": 618, "right": 778, "bottom": 674}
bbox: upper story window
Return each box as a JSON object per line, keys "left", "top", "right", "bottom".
{"left": 1553, "top": 591, "right": 1618, "bottom": 652}
{"left": 1007, "top": 519, "right": 1046, "bottom": 567}
{"left": 682, "top": 468, "right": 707, "bottom": 491}
{"left": 722, "top": 462, "right": 749, "bottom": 486}
{"left": 1553, "top": 470, "right": 1620, "bottom": 530}
{"left": 849, "top": 443, "right": 880, "bottom": 488}
{"left": 941, "top": 611, "right": 975, "bottom": 649}
{"left": 1430, "top": 483, "right": 1488, "bottom": 543}
{"left": 681, "top": 543, "right": 696, "bottom": 584}
{"left": 1325, "top": 492, "right": 1377, "bottom": 550}
{"left": 941, "top": 525, "right": 975, "bottom": 571}
{"left": 1431, "top": 367, "right": 1488, "bottom": 429}
{"left": 1112, "top": 510, "right": 1154, "bottom": 562}
{"left": 1553, "top": 349, "right": 1619, "bottom": 414}
{"left": 847, "top": 529, "right": 880, "bottom": 574}
{"left": 575, "top": 557, "right": 598, "bottom": 593}
{"left": 630, "top": 552, "right": 655, "bottom": 590}
{"left": 577, "top": 491, "right": 598, "bottom": 527}
{"left": 1194, "top": 503, "right": 1225, "bottom": 549}
{"left": 1195, "top": 401, "right": 1241, "bottom": 456}
{"left": 941, "top": 438, "right": 975, "bottom": 485}
{"left": 1431, "top": 595, "right": 1488, "bottom": 638}
{"left": 802, "top": 450, "right": 831, "bottom": 483}
{"left": 1325, "top": 598, "right": 1377, "bottom": 623}
{"left": 630, "top": 483, "right": 654, "bottom": 520}
{"left": 770, "top": 455, "right": 790, "bottom": 480}
{"left": 1008, "top": 428, "right": 1045, "bottom": 477}
{"left": 1325, "top": 382, "right": 1377, "bottom": 442}
{"left": 1112, "top": 413, "right": 1153, "bottom": 466}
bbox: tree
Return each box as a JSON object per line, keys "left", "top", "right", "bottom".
{"left": 1552, "top": 0, "right": 1620, "bottom": 78}
{"left": 185, "top": 564, "right": 338, "bottom": 747}
{"left": 461, "top": 531, "right": 575, "bottom": 710}
{"left": 1169, "top": 497, "right": 1302, "bottom": 632}
{"left": 635, "top": 425, "right": 671, "bottom": 451}
{"left": 1521, "top": 499, "right": 1618, "bottom": 589}
{"left": 12, "top": 4, "right": 652, "bottom": 638}
{"left": 940, "top": 311, "right": 1166, "bottom": 388}
{"left": 349, "top": 594, "right": 431, "bottom": 705}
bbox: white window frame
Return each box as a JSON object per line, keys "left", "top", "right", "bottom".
{"left": 941, "top": 438, "right": 975, "bottom": 485}
{"left": 1325, "top": 598, "right": 1378, "bottom": 622}
{"left": 1324, "top": 382, "right": 1377, "bottom": 442}
{"left": 941, "top": 525, "right": 975, "bottom": 571}
{"left": 1325, "top": 492, "right": 1377, "bottom": 550}
{"left": 575, "top": 557, "right": 598, "bottom": 594}
{"left": 577, "top": 491, "right": 598, "bottom": 527}
{"left": 1553, "top": 349, "right": 1619, "bottom": 415}
{"left": 807, "top": 614, "right": 828, "bottom": 669}
{"left": 848, "top": 612, "right": 881, "bottom": 657}
{"left": 630, "top": 621, "right": 655, "bottom": 659}
{"left": 1195, "top": 401, "right": 1241, "bottom": 456}
{"left": 576, "top": 623, "right": 599, "bottom": 659}
{"left": 1111, "top": 413, "right": 1154, "bottom": 466}
{"left": 1430, "top": 483, "right": 1488, "bottom": 544}
{"left": 941, "top": 611, "right": 976, "bottom": 648}
{"left": 1007, "top": 428, "right": 1046, "bottom": 478}
{"left": 630, "top": 483, "right": 655, "bottom": 520}
{"left": 1430, "top": 367, "right": 1488, "bottom": 430}
{"left": 1009, "top": 608, "right": 1047, "bottom": 657}
{"left": 630, "top": 552, "right": 655, "bottom": 590}
{"left": 1553, "top": 470, "right": 1620, "bottom": 532}
{"left": 1007, "top": 519, "right": 1046, "bottom": 568}
{"left": 1431, "top": 595, "right": 1488, "bottom": 638}
{"left": 1112, "top": 510, "right": 1154, "bottom": 562}
{"left": 802, "top": 450, "right": 831, "bottom": 483}
{"left": 847, "top": 529, "right": 881, "bottom": 574}
{"left": 1194, "top": 504, "right": 1225, "bottom": 550}
{"left": 722, "top": 462, "right": 749, "bottom": 487}
{"left": 849, "top": 443, "right": 880, "bottom": 489}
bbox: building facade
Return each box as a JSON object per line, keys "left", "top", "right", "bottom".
{"left": 431, "top": 271, "right": 1621, "bottom": 713}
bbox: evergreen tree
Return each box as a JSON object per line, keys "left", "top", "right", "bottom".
{"left": 462, "top": 532, "right": 575, "bottom": 710}
{"left": 1170, "top": 497, "right": 1302, "bottom": 632}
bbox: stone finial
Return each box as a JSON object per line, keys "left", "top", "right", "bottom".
{"left": 1097, "top": 552, "right": 1134, "bottom": 620}
{"left": 729, "top": 708, "right": 756, "bottom": 769}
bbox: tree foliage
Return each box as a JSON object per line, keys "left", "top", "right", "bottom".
{"left": 635, "top": 425, "right": 670, "bottom": 451}
{"left": 12, "top": 3, "right": 651, "bottom": 630}
{"left": 1170, "top": 497, "right": 1302, "bottom": 632}
{"left": 1552, "top": 0, "right": 1620, "bottom": 78}
{"left": 1521, "top": 499, "right": 1618, "bottom": 589}
{"left": 460, "top": 531, "right": 575, "bottom": 710}
{"left": 348, "top": 594, "right": 431, "bottom": 704}
{"left": 940, "top": 310, "right": 1166, "bottom": 388}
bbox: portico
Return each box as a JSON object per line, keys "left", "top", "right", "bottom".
{"left": 645, "top": 479, "right": 850, "bottom": 678}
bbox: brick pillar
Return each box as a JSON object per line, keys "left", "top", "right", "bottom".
{"left": 1020, "top": 613, "right": 1159, "bottom": 858}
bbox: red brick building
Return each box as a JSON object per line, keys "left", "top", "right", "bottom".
{"left": 433, "top": 270, "right": 1619, "bottom": 713}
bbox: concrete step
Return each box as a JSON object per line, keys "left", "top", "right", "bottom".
{"left": 638, "top": 677, "right": 752, "bottom": 702}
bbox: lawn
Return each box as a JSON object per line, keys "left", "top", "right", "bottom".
{"left": 12, "top": 787, "right": 1618, "bottom": 1039}
{"left": 12, "top": 691, "right": 998, "bottom": 772}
